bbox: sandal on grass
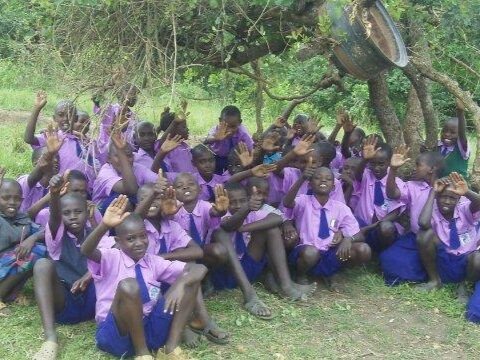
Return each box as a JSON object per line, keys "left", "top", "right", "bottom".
{"left": 189, "top": 319, "right": 230, "bottom": 345}
{"left": 244, "top": 296, "right": 273, "bottom": 320}
{"left": 134, "top": 356, "right": 154, "bottom": 360}
{"left": 156, "top": 347, "right": 187, "bottom": 360}
{"left": 32, "top": 341, "right": 58, "bottom": 360}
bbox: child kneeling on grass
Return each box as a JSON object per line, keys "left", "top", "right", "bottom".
{"left": 82, "top": 195, "right": 206, "bottom": 359}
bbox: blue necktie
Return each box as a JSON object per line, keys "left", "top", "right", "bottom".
{"left": 158, "top": 237, "right": 167, "bottom": 255}
{"left": 318, "top": 208, "right": 330, "bottom": 239}
{"left": 75, "top": 138, "right": 83, "bottom": 158}
{"left": 441, "top": 147, "right": 449, "bottom": 156}
{"left": 160, "top": 161, "right": 169, "bottom": 173}
{"left": 135, "top": 263, "right": 151, "bottom": 304}
{"left": 449, "top": 218, "right": 461, "bottom": 250}
{"left": 234, "top": 231, "right": 247, "bottom": 256}
{"left": 206, "top": 185, "right": 215, "bottom": 202}
{"left": 306, "top": 188, "right": 313, "bottom": 195}
{"left": 189, "top": 213, "right": 203, "bottom": 246}
{"left": 373, "top": 180, "right": 385, "bottom": 206}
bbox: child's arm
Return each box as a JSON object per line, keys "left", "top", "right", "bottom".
{"left": 27, "top": 193, "right": 51, "bottom": 220}
{"left": 456, "top": 99, "right": 468, "bottom": 152}
{"left": 134, "top": 171, "right": 168, "bottom": 218}
{"left": 209, "top": 185, "right": 229, "bottom": 217}
{"left": 151, "top": 134, "right": 183, "bottom": 173}
{"left": 449, "top": 172, "right": 480, "bottom": 214}
{"left": 355, "top": 135, "right": 379, "bottom": 182}
{"left": 340, "top": 116, "right": 357, "bottom": 158}
{"left": 418, "top": 188, "right": 436, "bottom": 231}
{"left": 110, "top": 132, "right": 139, "bottom": 195}
{"left": 81, "top": 195, "right": 130, "bottom": 262}
{"left": 386, "top": 145, "right": 410, "bottom": 200}
{"left": 15, "top": 229, "right": 45, "bottom": 260}
{"left": 274, "top": 134, "right": 316, "bottom": 174}
{"left": 226, "top": 164, "right": 277, "bottom": 184}
{"left": 24, "top": 91, "right": 47, "bottom": 146}
{"left": 48, "top": 172, "right": 69, "bottom": 240}
{"left": 238, "top": 213, "right": 283, "bottom": 232}
{"left": 161, "top": 241, "right": 203, "bottom": 262}
{"left": 220, "top": 186, "right": 265, "bottom": 232}
{"left": 328, "top": 109, "right": 345, "bottom": 144}
{"left": 283, "top": 157, "right": 315, "bottom": 208}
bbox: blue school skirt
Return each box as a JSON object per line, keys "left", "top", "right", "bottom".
{"left": 55, "top": 281, "right": 96, "bottom": 324}
{"left": 356, "top": 218, "right": 384, "bottom": 253}
{"left": 96, "top": 298, "right": 173, "bottom": 358}
{"left": 466, "top": 281, "right": 480, "bottom": 323}
{"left": 288, "top": 245, "right": 343, "bottom": 278}
{"left": 210, "top": 253, "right": 267, "bottom": 290}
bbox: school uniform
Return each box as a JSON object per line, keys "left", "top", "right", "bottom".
{"left": 172, "top": 200, "right": 220, "bottom": 247}
{"left": 354, "top": 168, "right": 405, "bottom": 252}
{"left": 194, "top": 172, "right": 230, "bottom": 202}
{"left": 466, "top": 281, "right": 480, "bottom": 323}
{"left": 207, "top": 124, "right": 253, "bottom": 174}
{"left": 35, "top": 206, "right": 103, "bottom": 228}
{"left": 288, "top": 195, "right": 360, "bottom": 277}
{"left": 163, "top": 142, "right": 195, "bottom": 173}
{"left": 89, "top": 248, "right": 185, "bottom": 357}
{"left": 266, "top": 172, "right": 285, "bottom": 207}
{"left": 210, "top": 208, "right": 271, "bottom": 290}
{"left": 92, "top": 162, "right": 158, "bottom": 213}
{"left": 17, "top": 174, "right": 48, "bottom": 213}
{"left": 144, "top": 220, "right": 192, "bottom": 255}
{"left": 330, "top": 146, "right": 345, "bottom": 173}
{"left": 438, "top": 139, "right": 469, "bottom": 178}
{"left": 45, "top": 222, "right": 114, "bottom": 324}
{"left": 344, "top": 179, "right": 361, "bottom": 211}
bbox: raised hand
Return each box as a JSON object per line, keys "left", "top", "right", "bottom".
{"left": 336, "top": 108, "right": 347, "bottom": 126}
{"left": 449, "top": 172, "right": 468, "bottom": 196}
{"left": 286, "top": 128, "right": 296, "bottom": 140}
{"left": 102, "top": 195, "right": 131, "bottom": 228}
{"left": 362, "top": 135, "right": 380, "bottom": 160}
{"left": 390, "top": 144, "right": 411, "bottom": 169}
{"left": 153, "top": 169, "right": 168, "bottom": 196}
{"left": 160, "top": 186, "right": 183, "bottom": 216}
{"left": 49, "top": 171, "right": 70, "bottom": 195}
{"left": 342, "top": 113, "right": 356, "bottom": 133}
{"left": 175, "top": 99, "right": 190, "bottom": 122}
{"left": 251, "top": 164, "right": 277, "bottom": 178}
{"left": 306, "top": 118, "right": 323, "bottom": 134}
{"left": 234, "top": 142, "right": 254, "bottom": 168}
{"left": 213, "top": 121, "right": 232, "bottom": 141}
{"left": 45, "top": 123, "right": 64, "bottom": 154}
{"left": 293, "top": 134, "right": 316, "bottom": 156}
{"left": 35, "top": 90, "right": 48, "bottom": 109}
{"left": 248, "top": 186, "right": 263, "bottom": 211}
{"left": 339, "top": 173, "right": 354, "bottom": 187}
{"left": 273, "top": 116, "right": 287, "bottom": 128}
{"left": 160, "top": 134, "right": 183, "bottom": 154}
{"left": 302, "top": 157, "right": 316, "bottom": 180}
{"left": 261, "top": 134, "right": 281, "bottom": 153}
{"left": 111, "top": 130, "right": 127, "bottom": 150}
{"left": 433, "top": 178, "right": 449, "bottom": 193}
{"left": 212, "top": 184, "right": 229, "bottom": 213}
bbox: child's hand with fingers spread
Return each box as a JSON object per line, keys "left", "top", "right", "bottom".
{"left": 212, "top": 185, "right": 229, "bottom": 214}
{"left": 213, "top": 121, "right": 232, "bottom": 141}
{"left": 248, "top": 186, "right": 263, "bottom": 211}
{"left": 234, "top": 142, "right": 253, "bottom": 168}
{"left": 306, "top": 118, "right": 322, "bottom": 134}
{"left": 449, "top": 172, "right": 468, "bottom": 196}
{"left": 102, "top": 195, "right": 131, "bottom": 228}
{"left": 293, "top": 134, "right": 315, "bottom": 157}
{"left": 160, "top": 134, "right": 183, "bottom": 154}
{"left": 111, "top": 130, "right": 127, "bottom": 150}
{"left": 273, "top": 116, "right": 287, "bottom": 128}
{"left": 362, "top": 135, "right": 380, "bottom": 160}
{"left": 161, "top": 187, "right": 183, "bottom": 216}
{"left": 45, "top": 125, "right": 64, "bottom": 154}
{"left": 35, "top": 90, "right": 48, "bottom": 109}
{"left": 261, "top": 134, "right": 281, "bottom": 153}
{"left": 342, "top": 113, "right": 356, "bottom": 133}
{"left": 251, "top": 164, "right": 277, "bottom": 178}
{"left": 390, "top": 144, "right": 411, "bottom": 169}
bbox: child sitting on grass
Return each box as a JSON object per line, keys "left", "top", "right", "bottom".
{"left": 283, "top": 166, "right": 370, "bottom": 290}
{"left": 82, "top": 196, "right": 206, "bottom": 359}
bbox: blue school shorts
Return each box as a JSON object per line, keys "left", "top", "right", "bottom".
{"left": 96, "top": 298, "right": 173, "bottom": 358}
{"left": 356, "top": 217, "right": 398, "bottom": 253}
{"left": 466, "top": 281, "right": 480, "bottom": 323}
{"left": 210, "top": 253, "right": 267, "bottom": 290}
{"left": 436, "top": 243, "right": 468, "bottom": 284}
{"left": 55, "top": 281, "right": 96, "bottom": 324}
{"left": 288, "top": 245, "right": 342, "bottom": 278}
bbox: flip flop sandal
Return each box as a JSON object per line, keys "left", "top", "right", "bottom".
{"left": 244, "top": 297, "right": 274, "bottom": 320}
{"left": 32, "top": 341, "right": 58, "bottom": 360}
{"left": 189, "top": 320, "right": 230, "bottom": 345}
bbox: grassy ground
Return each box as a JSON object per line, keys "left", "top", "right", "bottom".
{"left": 0, "top": 93, "right": 480, "bottom": 359}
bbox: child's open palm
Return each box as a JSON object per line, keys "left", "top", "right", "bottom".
{"left": 102, "top": 195, "right": 130, "bottom": 228}
{"left": 161, "top": 187, "right": 183, "bottom": 216}
{"left": 293, "top": 134, "right": 315, "bottom": 156}
{"left": 391, "top": 145, "right": 410, "bottom": 169}
{"left": 212, "top": 185, "right": 229, "bottom": 213}
{"left": 111, "top": 130, "right": 127, "bottom": 150}
{"left": 234, "top": 142, "right": 253, "bottom": 168}
{"left": 342, "top": 114, "right": 356, "bottom": 133}
{"left": 306, "top": 118, "right": 322, "bottom": 134}
{"left": 434, "top": 178, "right": 449, "bottom": 193}
{"left": 262, "top": 134, "right": 281, "bottom": 153}
{"left": 153, "top": 170, "right": 168, "bottom": 196}
{"left": 45, "top": 123, "right": 64, "bottom": 154}
{"left": 362, "top": 135, "right": 380, "bottom": 160}
{"left": 35, "top": 90, "right": 48, "bottom": 109}
{"left": 302, "top": 157, "right": 316, "bottom": 180}
{"left": 449, "top": 172, "right": 468, "bottom": 196}
{"left": 161, "top": 134, "right": 183, "bottom": 154}
{"left": 214, "top": 121, "right": 232, "bottom": 141}
{"left": 251, "top": 164, "right": 277, "bottom": 178}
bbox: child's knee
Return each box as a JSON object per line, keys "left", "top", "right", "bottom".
{"left": 212, "top": 229, "right": 232, "bottom": 246}
{"left": 469, "top": 252, "right": 480, "bottom": 276}
{"left": 33, "top": 258, "right": 54, "bottom": 277}
{"left": 299, "top": 246, "right": 321, "bottom": 265}
{"left": 207, "top": 243, "right": 228, "bottom": 261}
{"left": 378, "top": 221, "right": 395, "bottom": 238}
{"left": 354, "top": 243, "right": 372, "bottom": 262}
{"left": 117, "top": 278, "right": 140, "bottom": 298}
{"left": 416, "top": 229, "right": 434, "bottom": 248}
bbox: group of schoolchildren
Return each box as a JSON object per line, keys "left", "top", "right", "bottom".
{"left": 1, "top": 83, "right": 480, "bottom": 359}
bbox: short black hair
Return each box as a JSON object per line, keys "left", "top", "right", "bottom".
{"left": 115, "top": 213, "right": 144, "bottom": 235}
{"left": 191, "top": 144, "right": 213, "bottom": 159}
{"left": 246, "top": 177, "right": 269, "bottom": 194}
{"left": 376, "top": 142, "right": 393, "bottom": 159}
{"left": 224, "top": 182, "right": 247, "bottom": 195}
{"left": 315, "top": 141, "right": 336, "bottom": 166}
{"left": 293, "top": 114, "right": 309, "bottom": 123}
{"left": 0, "top": 179, "right": 21, "bottom": 193}
{"left": 418, "top": 151, "right": 445, "bottom": 177}
{"left": 68, "top": 169, "right": 88, "bottom": 183}
{"left": 60, "top": 193, "right": 87, "bottom": 210}
{"left": 220, "top": 105, "right": 241, "bottom": 119}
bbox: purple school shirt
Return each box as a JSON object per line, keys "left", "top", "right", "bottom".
{"left": 207, "top": 124, "right": 253, "bottom": 157}
{"left": 163, "top": 142, "right": 195, "bottom": 173}
{"left": 345, "top": 180, "right": 361, "bottom": 211}
{"left": 92, "top": 162, "right": 158, "bottom": 203}
{"left": 330, "top": 146, "right": 345, "bottom": 172}
{"left": 431, "top": 200, "right": 480, "bottom": 256}
{"left": 354, "top": 168, "right": 405, "bottom": 225}
{"left": 134, "top": 148, "right": 155, "bottom": 169}
{"left": 292, "top": 195, "right": 360, "bottom": 251}
{"left": 17, "top": 174, "right": 47, "bottom": 213}
{"left": 398, "top": 181, "right": 431, "bottom": 234}
{"left": 36, "top": 206, "right": 102, "bottom": 228}
{"left": 144, "top": 219, "right": 192, "bottom": 255}
{"left": 194, "top": 172, "right": 230, "bottom": 201}
{"left": 438, "top": 138, "right": 470, "bottom": 159}
{"left": 97, "top": 104, "right": 137, "bottom": 165}
{"left": 222, "top": 208, "right": 270, "bottom": 259}
{"left": 88, "top": 248, "right": 185, "bottom": 323}
{"left": 267, "top": 172, "right": 285, "bottom": 206}
{"left": 45, "top": 222, "right": 115, "bottom": 261}
{"left": 173, "top": 200, "right": 220, "bottom": 242}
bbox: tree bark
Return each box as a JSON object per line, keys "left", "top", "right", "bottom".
{"left": 367, "top": 73, "right": 405, "bottom": 148}
{"left": 251, "top": 61, "right": 264, "bottom": 134}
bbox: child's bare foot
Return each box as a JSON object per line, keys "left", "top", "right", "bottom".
{"left": 279, "top": 285, "right": 306, "bottom": 301}
{"left": 415, "top": 280, "right": 442, "bottom": 291}
{"left": 181, "top": 327, "right": 202, "bottom": 348}
{"left": 156, "top": 347, "right": 186, "bottom": 360}
{"left": 190, "top": 319, "right": 229, "bottom": 345}
{"left": 244, "top": 295, "right": 273, "bottom": 320}
{"left": 294, "top": 282, "right": 317, "bottom": 297}
{"left": 295, "top": 275, "right": 310, "bottom": 285}
{"left": 457, "top": 283, "right": 469, "bottom": 305}
{"left": 263, "top": 271, "right": 280, "bottom": 294}
{"left": 33, "top": 340, "right": 58, "bottom": 360}
{"left": 323, "top": 276, "right": 342, "bottom": 293}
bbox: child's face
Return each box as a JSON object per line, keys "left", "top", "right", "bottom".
{"left": 116, "top": 221, "right": 148, "bottom": 262}
{"left": 137, "top": 186, "right": 162, "bottom": 219}
{"left": 223, "top": 115, "right": 241, "bottom": 135}
{"left": 174, "top": 174, "right": 200, "bottom": 204}
{"left": 68, "top": 179, "right": 88, "bottom": 199}
{"left": 174, "top": 120, "right": 189, "bottom": 140}
{"left": 60, "top": 197, "right": 87, "bottom": 235}
{"left": 437, "top": 188, "right": 460, "bottom": 217}
{"left": 228, "top": 189, "right": 248, "bottom": 214}
{"left": 349, "top": 130, "right": 364, "bottom": 156}
{"left": 54, "top": 103, "right": 76, "bottom": 132}
{"left": 293, "top": 119, "right": 307, "bottom": 137}
{"left": 413, "top": 158, "right": 432, "bottom": 181}
{"left": 72, "top": 114, "right": 90, "bottom": 134}
{"left": 249, "top": 183, "right": 269, "bottom": 203}
{"left": 368, "top": 150, "right": 389, "bottom": 179}
{"left": 192, "top": 152, "right": 215, "bottom": 178}
{"left": 135, "top": 123, "right": 156, "bottom": 151}
{"left": 109, "top": 144, "right": 134, "bottom": 171}
{"left": 440, "top": 119, "right": 458, "bottom": 147}
{"left": 310, "top": 168, "right": 334, "bottom": 195}
{"left": 227, "top": 157, "right": 244, "bottom": 175}
{"left": 0, "top": 182, "right": 22, "bottom": 219}
{"left": 297, "top": 150, "right": 319, "bottom": 171}
{"left": 341, "top": 158, "right": 361, "bottom": 179}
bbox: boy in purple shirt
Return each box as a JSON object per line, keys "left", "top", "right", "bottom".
{"left": 205, "top": 105, "right": 253, "bottom": 174}
{"left": 415, "top": 173, "right": 480, "bottom": 291}
{"left": 32, "top": 173, "right": 114, "bottom": 360}
{"left": 81, "top": 196, "right": 206, "bottom": 359}
{"left": 284, "top": 167, "right": 370, "bottom": 289}
{"left": 93, "top": 132, "right": 157, "bottom": 213}
{"left": 354, "top": 135, "right": 405, "bottom": 252}
{"left": 339, "top": 157, "right": 362, "bottom": 210}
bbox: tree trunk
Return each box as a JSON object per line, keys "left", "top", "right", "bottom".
{"left": 403, "top": 86, "right": 423, "bottom": 156}
{"left": 251, "top": 61, "right": 264, "bottom": 134}
{"left": 367, "top": 73, "right": 405, "bottom": 148}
